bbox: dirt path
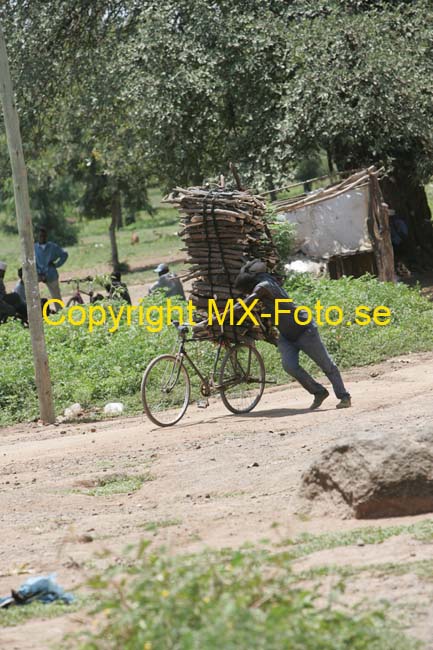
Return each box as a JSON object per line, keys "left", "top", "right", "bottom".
{"left": 1, "top": 351, "right": 433, "bottom": 648}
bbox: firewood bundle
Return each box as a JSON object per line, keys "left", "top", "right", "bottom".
{"left": 165, "top": 186, "right": 280, "bottom": 342}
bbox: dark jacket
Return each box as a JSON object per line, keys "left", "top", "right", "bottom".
{"left": 241, "top": 272, "right": 311, "bottom": 341}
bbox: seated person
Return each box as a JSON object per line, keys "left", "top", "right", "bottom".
{"left": 105, "top": 272, "right": 131, "bottom": 304}
{"left": 13, "top": 268, "right": 26, "bottom": 304}
{"left": 0, "top": 262, "right": 27, "bottom": 325}
{"left": 149, "top": 263, "right": 185, "bottom": 299}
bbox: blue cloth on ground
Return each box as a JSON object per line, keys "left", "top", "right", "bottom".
{"left": 0, "top": 574, "right": 74, "bottom": 607}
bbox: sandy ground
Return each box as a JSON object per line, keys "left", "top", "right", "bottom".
{"left": 1, "top": 351, "right": 433, "bottom": 648}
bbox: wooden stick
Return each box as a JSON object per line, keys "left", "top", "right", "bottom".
{"left": 0, "top": 24, "right": 55, "bottom": 424}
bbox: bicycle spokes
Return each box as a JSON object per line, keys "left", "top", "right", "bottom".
{"left": 141, "top": 355, "right": 190, "bottom": 427}
{"left": 219, "top": 345, "right": 265, "bottom": 414}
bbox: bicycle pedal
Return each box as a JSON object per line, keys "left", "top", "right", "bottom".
{"left": 197, "top": 399, "right": 209, "bottom": 409}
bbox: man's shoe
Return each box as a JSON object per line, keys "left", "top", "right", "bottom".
{"left": 310, "top": 389, "right": 329, "bottom": 410}
{"left": 336, "top": 396, "right": 351, "bottom": 409}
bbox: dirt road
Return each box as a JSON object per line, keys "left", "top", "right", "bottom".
{"left": 1, "top": 351, "right": 433, "bottom": 648}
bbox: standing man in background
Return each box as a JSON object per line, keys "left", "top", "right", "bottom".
{"left": 34, "top": 226, "right": 68, "bottom": 311}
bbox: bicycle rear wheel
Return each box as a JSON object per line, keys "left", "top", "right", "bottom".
{"left": 141, "top": 354, "right": 190, "bottom": 427}
{"left": 66, "top": 295, "right": 84, "bottom": 307}
{"left": 219, "top": 344, "right": 265, "bottom": 414}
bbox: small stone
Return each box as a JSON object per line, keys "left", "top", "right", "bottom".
{"left": 247, "top": 462, "right": 259, "bottom": 468}
{"left": 356, "top": 538, "right": 365, "bottom": 547}
{"left": 77, "top": 534, "right": 93, "bottom": 543}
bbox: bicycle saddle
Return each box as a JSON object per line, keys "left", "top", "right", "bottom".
{"left": 173, "top": 321, "right": 189, "bottom": 335}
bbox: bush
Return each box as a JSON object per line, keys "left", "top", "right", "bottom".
{"left": 0, "top": 173, "right": 79, "bottom": 246}
{"left": 265, "top": 206, "right": 297, "bottom": 265}
{"left": 0, "top": 277, "right": 432, "bottom": 425}
{"left": 71, "top": 543, "right": 418, "bottom": 650}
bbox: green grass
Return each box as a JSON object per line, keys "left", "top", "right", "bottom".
{"left": 1, "top": 274, "right": 433, "bottom": 425}
{"left": 0, "top": 599, "right": 80, "bottom": 628}
{"left": 278, "top": 518, "right": 433, "bottom": 559}
{"left": 0, "top": 187, "right": 180, "bottom": 286}
{"left": 298, "top": 558, "right": 433, "bottom": 582}
{"left": 73, "top": 473, "right": 153, "bottom": 497}
{"left": 140, "top": 519, "right": 182, "bottom": 532}
{"left": 68, "top": 542, "right": 420, "bottom": 650}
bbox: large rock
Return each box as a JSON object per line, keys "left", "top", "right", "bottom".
{"left": 299, "top": 432, "right": 433, "bottom": 519}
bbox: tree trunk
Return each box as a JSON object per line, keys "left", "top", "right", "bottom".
{"left": 265, "top": 164, "right": 277, "bottom": 202}
{"left": 109, "top": 191, "right": 121, "bottom": 272}
{"left": 380, "top": 171, "right": 433, "bottom": 270}
{"left": 0, "top": 24, "right": 55, "bottom": 424}
{"left": 116, "top": 191, "right": 123, "bottom": 230}
{"left": 368, "top": 173, "right": 394, "bottom": 282}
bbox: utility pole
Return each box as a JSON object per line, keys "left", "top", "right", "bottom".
{"left": 0, "top": 24, "right": 55, "bottom": 423}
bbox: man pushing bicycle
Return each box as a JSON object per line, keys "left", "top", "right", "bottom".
{"left": 234, "top": 261, "right": 351, "bottom": 410}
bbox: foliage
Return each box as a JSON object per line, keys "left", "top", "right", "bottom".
{"left": 2, "top": 0, "right": 433, "bottom": 206}
{"left": 70, "top": 542, "right": 419, "bottom": 650}
{"left": 295, "top": 153, "right": 327, "bottom": 183}
{"left": 73, "top": 473, "right": 153, "bottom": 497}
{"left": 0, "top": 276, "right": 432, "bottom": 426}
{"left": 0, "top": 196, "right": 179, "bottom": 279}
{"left": 0, "top": 134, "right": 79, "bottom": 245}
{"left": 282, "top": 1, "right": 433, "bottom": 183}
{"left": 280, "top": 518, "right": 433, "bottom": 559}
{"left": 265, "top": 208, "right": 297, "bottom": 263}
{"left": 0, "top": 599, "right": 80, "bottom": 628}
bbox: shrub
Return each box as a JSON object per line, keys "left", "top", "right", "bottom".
{"left": 0, "top": 277, "right": 432, "bottom": 425}
{"left": 71, "top": 543, "right": 419, "bottom": 650}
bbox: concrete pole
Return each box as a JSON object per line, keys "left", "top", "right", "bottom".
{"left": 0, "top": 24, "right": 55, "bottom": 423}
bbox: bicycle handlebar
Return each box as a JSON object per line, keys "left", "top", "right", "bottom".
{"left": 60, "top": 276, "right": 94, "bottom": 284}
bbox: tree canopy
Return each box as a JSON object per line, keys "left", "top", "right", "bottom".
{"left": 1, "top": 0, "right": 433, "bottom": 249}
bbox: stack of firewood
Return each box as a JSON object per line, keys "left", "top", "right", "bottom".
{"left": 164, "top": 186, "right": 279, "bottom": 342}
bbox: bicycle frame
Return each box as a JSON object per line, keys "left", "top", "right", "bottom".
{"left": 61, "top": 278, "right": 95, "bottom": 304}
{"left": 172, "top": 335, "right": 226, "bottom": 393}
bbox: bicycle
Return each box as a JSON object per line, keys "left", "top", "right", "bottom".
{"left": 141, "top": 321, "right": 267, "bottom": 427}
{"left": 61, "top": 277, "right": 103, "bottom": 307}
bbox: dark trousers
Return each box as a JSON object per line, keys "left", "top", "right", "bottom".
{"left": 277, "top": 326, "right": 350, "bottom": 399}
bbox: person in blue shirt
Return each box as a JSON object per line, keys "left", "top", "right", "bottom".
{"left": 34, "top": 226, "right": 68, "bottom": 310}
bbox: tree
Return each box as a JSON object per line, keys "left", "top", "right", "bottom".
{"left": 281, "top": 0, "right": 433, "bottom": 263}
{"left": 2, "top": 0, "right": 433, "bottom": 267}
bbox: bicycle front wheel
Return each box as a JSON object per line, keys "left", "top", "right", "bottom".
{"left": 219, "top": 344, "right": 265, "bottom": 414}
{"left": 141, "top": 354, "right": 190, "bottom": 427}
